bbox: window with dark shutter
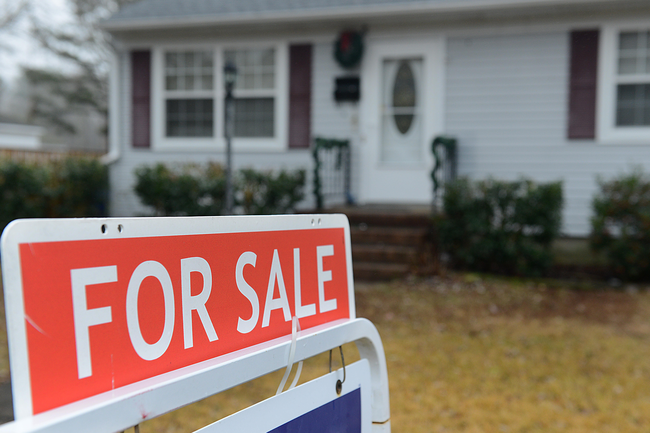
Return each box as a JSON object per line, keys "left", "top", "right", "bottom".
{"left": 289, "top": 45, "right": 312, "bottom": 149}
{"left": 568, "top": 30, "right": 599, "bottom": 140}
{"left": 131, "top": 50, "right": 151, "bottom": 148}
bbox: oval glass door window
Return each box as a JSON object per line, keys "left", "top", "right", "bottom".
{"left": 392, "top": 61, "right": 416, "bottom": 134}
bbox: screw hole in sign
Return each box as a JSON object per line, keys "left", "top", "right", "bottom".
{"left": 118, "top": 224, "right": 124, "bottom": 233}
{"left": 101, "top": 224, "right": 107, "bottom": 234}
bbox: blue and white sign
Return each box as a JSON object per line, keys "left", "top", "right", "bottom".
{"left": 197, "top": 359, "right": 372, "bottom": 433}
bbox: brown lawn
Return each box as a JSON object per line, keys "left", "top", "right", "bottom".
{"left": 2, "top": 274, "right": 650, "bottom": 432}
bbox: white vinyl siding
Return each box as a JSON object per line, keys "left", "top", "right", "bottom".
{"left": 311, "top": 40, "right": 361, "bottom": 206}
{"left": 446, "top": 31, "right": 650, "bottom": 236}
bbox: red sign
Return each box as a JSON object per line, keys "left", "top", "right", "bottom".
{"left": 17, "top": 226, "right": 350, "bottom": 414}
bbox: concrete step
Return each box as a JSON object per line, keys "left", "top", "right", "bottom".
{"left": 352, "top": 244, "right": 418, "bottom": 264}
{"left": 351, "top": 226, "right": 429, "bottom": 246}
{"left": 353, "top": 262, "right": 411, "bottom": 281}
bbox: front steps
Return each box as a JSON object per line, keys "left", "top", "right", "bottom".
{"left": 335, "top": 207, "right": 436, "bottom": 281}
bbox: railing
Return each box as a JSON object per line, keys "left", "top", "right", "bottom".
{"left": 312, "top": 137, "right": 352, "bottom": 210}
{"left": 431, "top": 135, "right": 458, "bottom": 211}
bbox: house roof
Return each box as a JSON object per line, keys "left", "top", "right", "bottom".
{"left": 102, "top": 0, "right": 631, "bottom": 31}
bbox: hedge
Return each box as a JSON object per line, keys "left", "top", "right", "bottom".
{"left": 590, "top": 169, "right": 650, "bottom": 281}
{"left": 438, "top": 177, "right": 563, "bottom": 277}
{"left": 134, "top": 163, "right": 306, "bottom": 216}
{"left": 0, "top": 157, "right": 108, "bottom": 232}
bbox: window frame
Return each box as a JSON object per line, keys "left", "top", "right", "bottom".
{"left": 597, "top": 22, "right": 650, "bottom": 143}
{"left": 150, "top": 42, "right": 288, "bottom": 152}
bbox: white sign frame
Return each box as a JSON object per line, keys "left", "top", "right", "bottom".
{"left": 198, "top": 359, "right": 372, "bottom": 433}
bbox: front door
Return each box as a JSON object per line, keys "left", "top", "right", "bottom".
{"left": 381, "top": 58, "right": 423, "bottom": 164}
{"left": 360, "top": 38, "right": 444, "bottom": 204}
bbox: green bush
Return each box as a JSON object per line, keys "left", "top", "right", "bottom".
{"left": 239, "top": 169, "right": 305, "bottom": 215}
{"left": 134, "top": 163, "right": 305, "bottom": 216}
{"left": 48, "top": 158, "right": 108, "bottom": 218}
{"left": 0, "top": 157, "right": 108, "bottom": 231}
{"left": 438, "top": 177, "right": 563, "bottom": 277}
{"left": 590, "top": 169, "right": 650, "bottom": 281}
{"left": 134, "top": 163, "right": 225, "bottom": 216}
{"left": 0, "top": 161, "right": 48, "bottom": 229}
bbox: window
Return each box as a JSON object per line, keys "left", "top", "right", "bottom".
{"left": 159, "top": 47, "right": 278, "bottom": 141}
{"left": 153, "top": 44, "right": 287, "bottom": 151}
{"left": 164, "top": 50, "right": 214, "bottom": 137}
{"left": 597, "top": 24, "right": 650, "bottom": 143}
{"left": 615, "top": 31, "right": 650, "bottom": 126}
{"left": 225, "top": 48, "right": 276, "bottom": 138}
{"left": 381, "top": 58, "right": 422, "bottom": 163}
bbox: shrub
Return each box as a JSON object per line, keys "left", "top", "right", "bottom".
{"left": 438, "top": 177, "right": 563, "bottom": 277}
{"left": 134, "top": 163, "right": 305, "bottom": 216}
{"left": 239, "top": 169, "right": 305, "bottom": 215}
{"left": 0, "top": 157, "right": 108, "bottom": 232}
{"left": 590, "top": 169, "right": 650, "bottom": 281}
{"left": 134, "top": 163, "right": 224, "bottom": 216}
{"left": 0, "top": 160, "right": 48, "bottom": 229}
{"left": 48, "top": 158, "right": 108, "bottom": 218}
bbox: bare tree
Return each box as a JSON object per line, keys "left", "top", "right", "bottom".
{"left": 24, "top": 0, "right": 135, "bottom": 145}
{"left": 0, "top": 0, "right": 27, "bottom": 31}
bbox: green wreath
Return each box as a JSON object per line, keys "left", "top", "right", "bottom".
{"left": 334, "top": 31, "right": 363, "bottom": 69}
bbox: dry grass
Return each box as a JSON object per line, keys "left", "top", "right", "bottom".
{"left": 3, "top": 274, "right": 650, "bottom": 432}
{"left": 362, "top": 275, "right": 650, "bottom": 432}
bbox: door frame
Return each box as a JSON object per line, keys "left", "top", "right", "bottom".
{"left": 359, "top": 34, "right": 446, "bottom": 204}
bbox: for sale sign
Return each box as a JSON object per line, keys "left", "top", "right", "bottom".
{"left": 1, "top": 215, "right": 354, "bottom": 417}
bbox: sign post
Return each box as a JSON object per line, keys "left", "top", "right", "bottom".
{"left": 0, "top": 215, "right": 390, "bottom": 432}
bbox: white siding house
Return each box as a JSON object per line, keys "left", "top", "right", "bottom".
{"left": 103, "top": 0, "right": 650, "bottom": 236}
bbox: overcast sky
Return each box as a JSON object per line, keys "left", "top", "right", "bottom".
{"left": 0, "top": 0, "right": 73, "bottom": 84}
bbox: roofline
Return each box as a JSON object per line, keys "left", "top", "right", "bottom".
{"left": 101, "top": 0, "right": 618, "bottom": 32}
{"left": 0, "top": 123, "right": 44, "bottom": 136}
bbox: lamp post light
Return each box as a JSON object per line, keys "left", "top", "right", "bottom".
{"left": 223, "top": 61, "right": 237, "bottom": 215}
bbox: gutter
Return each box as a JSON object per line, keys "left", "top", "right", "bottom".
{"left": 100, "top": 0, "right": 624, "bottom": 32}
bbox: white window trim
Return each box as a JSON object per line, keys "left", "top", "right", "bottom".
{"left": 151, "top": 42, "right": 288, "bottom": 152}
{"left": 597, "top": 22, "right": 650, "bottom": 144}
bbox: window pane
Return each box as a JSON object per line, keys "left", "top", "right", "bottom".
{"left": 618, "top": 31, "right": 650, "bottom": 75}
{"left": 166, "top": 76, "right": 178, "bottom": 91}
{"left": 616, "top": 84, "right": 650, "bottom": 126}
{"left": 185, "top": 75, "right": 194, "bottom": 90}
{"left": 392, "top": 61, "right": 417, "bottom": 135}
{"left": 261, "top": 72, "right": 274, "bottom": 89}
{"left": 202, "top": 75, "right": 213, "bottom": 90}
{"left": 620, "top": 32, "right": 639, "bottom": 50}
{"left": 619, "top": 56, "right": 638, "bottom": 74}
{"left": 165, "top": 50, "right": 213, "bottom": 91}
{"left": 166, "top": 52, "right": 178, "bottom": 68}
{"left": 224, "top": 48, "right": 275, "bottom": 90}
{"left": 232, "top": 98, "right": 274, "bottom": 137}
{"left": 166, "top": 98, "right": 214, "bottom": 137}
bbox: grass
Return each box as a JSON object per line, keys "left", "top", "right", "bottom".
{"left": 2, "top": 274, "right": 650, "bottom": 432}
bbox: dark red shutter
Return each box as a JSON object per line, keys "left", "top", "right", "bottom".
{"left": 131, "top": 50, "right": 151, "bottom": 148}
{"left": 568, "top": 30, "right": 599, "bottom": 139}
{"left": 289, "top": 44, "right": 312, "bottom": 149}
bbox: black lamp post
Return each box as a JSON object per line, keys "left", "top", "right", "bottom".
{"left": 223, "top": 61, "right": 237, "bottom": 215}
